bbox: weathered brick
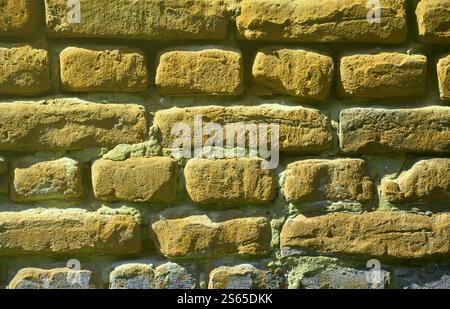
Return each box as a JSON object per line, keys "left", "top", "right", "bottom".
{"left": 280, "top": 212, "right": 450, "bottom": 259}
{"left": 92, "top": 157, "right": 178, "bottom": 203}
{"left": 0, "top": 209, "right": 141, "bottom": 256}
{"left": 283, "top": 159, "right": 373, "bottom": 203}
{"left": 393, "top": 266, "right": 450, "bottom": 289}
{"left": 0, "top": 156, "right": 7, "bottom": 195}
{"left": 110, "top": 262, "right": 196, "bottom": 289}
{"left": 60, "top": 47, "right": 149, "bottom": 93}
{"left": 252, "top": 48, "right": 334, "bottom": 100}
{"left": 339, "top": 107, "right": 450, "bottom": 154}
{"left": 151, "top": 215, "right": 271, "bottom": 258}
{"left": 11, "top": 157, "right": 83, "bottom": 202}
{"left": 0, "top": 99, "right": 148, "bottom": 151}
{"left": 45, "top": 0, "right": 228, "bottom": 40}
{"left": 0, "top": 156, "right": 6, "bottom": 175}
{"left": 9, "top": 268, "right": 93, "bottom": 289}
{"left": 381, "top": 159, "right": 450, "bottom": 204}
{"left": 438, "top": 55, "right": 450, "bottom": 100}
{"left": 0, "top": 0, "right": 38, "bottom": 36}
{"left": 154, "top": 106, "right": 332, "bottom": 152}
{"left": 156, "top": 49, "right": 243, "bottom": 95}
{"left": 0, "top": 45, "right": 51, "bottom": 95}
{"left": 185, "top": 158, "right": 276, "bottom": 204}
{"left": 236, "top": 0, "right": 407, "bottom": 43}
{"left": 208, "top": 264, "right": 281, "bottom": 289}
{"left": 338, "top": 53, "right": 427, "bottom": 98}
{"left": 416, "top": 0, "right": 450, "bottom": 43}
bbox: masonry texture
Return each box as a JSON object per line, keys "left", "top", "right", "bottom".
{"left": 0, "top": 0, "right": 448, "bottom": 290}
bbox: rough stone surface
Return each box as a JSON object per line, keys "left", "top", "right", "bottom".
{"left": 154, "top": 106, "right": 332, "bottom": 152}
{"left": 339, "top": 107, "right": 450, "bottom": 154}
{"left": 381, "top": 159, "right": 450, "bottom": 204}
{"left": 338, "top": 53, "right": 427, "bottom": 98}
{"left": 151, "top": 216, "right": 271, "bottom": 258}
{"left": 45, "top": 0, "right": 229, "bottom": 40}
{"left": 0, "top": 45, "right": 51, "bottom": 95}
{"left": 0, "top": 0, "right": 38, "bottom": 36}
{"left": 283, "top": 159, "right": 373, "bottom": 203}
{"left": 9, "top": 268, "right": 93, "bottom": 289}
{"left": 208, "top": 264, "right": 281, "bottom": 289}
{"left": 252, "top": 48, "right": 334, "bottom": 100}
{"left": 156, "top": 49, "right": 243, "bottom": 95}
{"left": 154, "top": 262, "right": 197, "bottom": 289}
{"left": 438, "top": 55, "right": 450, "bottom": 100}
{"left": 92, "top": 157, "right": 178, "bottom": 203}
{"left": 60, "top": 47, "right": 149, "bottom": 93}
{"left": 0, "top": 209, "right": 141, "bottom": 256}
{"left": 11, "top": 157, "right": 83, "bottom": 202}
{"left": 236, "top": 0, "right": 407, "bottom": 43}
{"left": 393, "top": 266, "right": 450, "bottom": 289}
{"left": 0, "top": 99, "right": 148, "bottom": 151}
{"left": 416, "top": 0, "right": 450, "bottom": 43}
{"left": 185, "top": 158, "right": 276, "bottom": 204}
{"left": 280, "top": 212, "right": 450, "bottom": 259}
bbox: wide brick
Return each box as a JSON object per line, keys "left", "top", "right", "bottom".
{"left": 381, "top": 159, "right": 450, "bottom": 204}
{"left": 185, "top": 158, "right": 276, "bottom": 204}
{"left": 280, "top": 212, "right": 450, "bottom": 259}
{"left": 60, "top": 47, "right": 149, "bottom": 93}
{"left": 0, "top": 0, "right": 38, "bottom": 36}
{"left": 236, "top": 0, "right": 407, "bottom": 43}
{"left": 156, "top": 49, "right": 243, "bottom": 95}
{"left": 154, "top": 106, "right": 332, "bottom": 152}
{"left": 92, "top": 157, "right": 178, "bottom": 203}
{"left": 252, "top": 48, "right": 334, "bottom": 100}
{"left": 9, "top": 268, "right": 93, "bottom": 289}
{"left": 151, "top": 215, "right": 271, "bottom": 258}
{"left": 11, "top": 157, "right": 83, "bottom": 202}
{"left": 0, "top": 99, "right": 148, "bottom": 151}
{"left": 338, "top": 53, "right": 427, "bottom": 98}
{"left": 438, "top": 55, "right": 450, "bottom": 100}
{"left": 283, "top": 159, "right": 373, "bottom": 203}
{"left": 0, "top": 209, "right": 141, "bottom": 256}
{"left": 0, "top": 45, "right": 51, "bottom": 95}
{"left": 45, "top": 0, "right": 228, "bottom": 40}
{"left": 110, "top": 262, "right": 196, "bottom": 289}
{"left": 339, "top": 107, "right": 450, "bottom": 154}
{"left": 416, "top": 0, "right": 450, "bottom": 43}
{"left": 208, "top": 264, "right": 281, "bottom": 289}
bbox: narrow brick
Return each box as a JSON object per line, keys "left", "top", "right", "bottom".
{"left": 381, "top": 159, "right": 450, "bottom": 203}
{"left": 252, "top": 48, "right": 334, "bottom": 100}
{"left": 0, "top": 99, "right": 148, "bottom": 151}
{"left": 236, "top": 0, "right": 407, "bottom": 43}
{"left": 208, "top": 264, "right": 281, "bottom": 289}
{"left": 45, "top": 0, "right": 229, "bottom": 40}
{"left": 185, "top": 158, "right": 276, "bottom": 204}
{"left": 438, "top": 55, "right": 450, "bottom": 100}
{"left": 9, "top": 268, "right": 93, "bottom": 289}
{"left": 151, "top": 216, "right": 271, "bottom": 258}
{"left": 154, "top": 106, "right": 332, "bottom": 153}
{"left": 60, "top": 47, "right": 149, "bottom": 93}
{"left": 0, "top": 156, "right": 7, "bottom": 195}
{"left": 92, "top": 157, "right": 178, "bottom": 203}
{"left": 416, "top": 0, "right": 450, "bottom": 43}
{"left": 0, "top": 209, "right": 141, "bottom": 256}
{"left": 0, "top": 45, "right": 51, "bottom": 95}
{"left": 11, "top": 157, "right": 83, "bottom": 202}
{"left": 156, "top": 49, "right": 243, "bottom": 95}
{"left": 339, "top": 107, "right": 450, "bottom": 154}
{"left": 338, "top": 53, "right": 427, "bottom": 98}
{"left": 280, "top": 212, "right": 450, "bottom": 259}
{"left": 0, "top": 0, "right": 38, "bottom": 36}
{"left": 283, "top": 159, "right": 373, "bottom": 203}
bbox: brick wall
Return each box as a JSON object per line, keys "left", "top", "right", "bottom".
{"left": 0, "top": 0, "right": 449, "bottom": 289}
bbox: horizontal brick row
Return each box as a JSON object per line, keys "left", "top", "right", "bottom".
{"left": 2, "top": 1, "right": 449, "bottom": 45}
{"left": 2, "top": 46, "right": 449, "bottom": 100}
